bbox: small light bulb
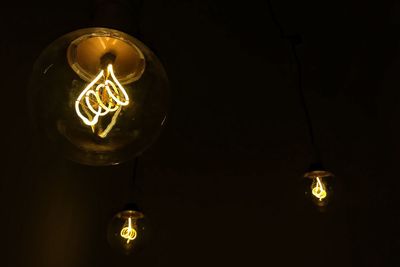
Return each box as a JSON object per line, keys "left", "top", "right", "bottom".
{"left": 304, "top": 168, "right": 334, "bottom": 208}
{"left": 75, "top": 63, "right": 130, "bottom": 138}
{"left": 108, "top": 209, "right": 145, "bottom": 254}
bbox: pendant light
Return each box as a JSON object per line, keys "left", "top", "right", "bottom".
{"left": 29, "top": 27, "right": 169, "bottom": 166}
{"left": 108, "top": 203, "right": 146, "bottom": 255}
{"left": 108, "top": 158, "right": 147, "bottom": 255}
{"left": 266, "top": 0, "right": 335, "bottom": 208}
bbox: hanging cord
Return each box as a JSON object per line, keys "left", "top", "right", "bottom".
{"left": 93, "top": 0, "right": 144, "bottom": 34}
{"left": 266, "top": 0, "right": 320, "bottom": 162}
{"left": 131, "top": 157, "right": 139, "bottom": 192}
{"left": 121, "top": 156, "right": 141, "bottom": 211}
{"left": 290, "top": 43, "right": 319, "bottom": 157}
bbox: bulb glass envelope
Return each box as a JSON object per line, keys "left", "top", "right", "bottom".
{"left": 30, "top": 28, "right": 169, "bottom": 165}
{"left": 107, "top": 209, "right": 145, "bottom": 254}
{"left": 304, "top": 170, "right": 334, "bottom": 207}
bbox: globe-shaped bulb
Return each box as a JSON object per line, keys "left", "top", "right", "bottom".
{"left": 107, "top": 209, "right": 146, "bottom": 255}
{"left": 29, "top": 28, "right": 168, "bottom": 165}
{"left": 304, "top": 170, "right": 334, "bottom": 208}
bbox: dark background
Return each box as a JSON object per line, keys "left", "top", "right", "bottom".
{"left": 0, "top": 0, "right": 399, "bottom": 266}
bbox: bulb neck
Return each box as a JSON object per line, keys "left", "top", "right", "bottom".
{"left": 307, "top": 162, "right": 325, "bottom": 172}
{"left": 100, "top": 52, "right": 117, "bottom": 70}
{"left": 123, "top": 202, "right": 142, "bottom": 213}
{"left": 304, "top": 169, "right": 334, "bottom": 180}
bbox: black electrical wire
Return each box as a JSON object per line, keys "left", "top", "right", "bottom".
{"left": 132, "top": 157, "right": 139, "bottom": 188}
{"left": 266, "top": 0, "right": 320, "bottom": 161}
{"left": 265, "top": 0, "right": 285, "bottom": 39}
{"left": 290, "top": 43, "right": 317, "bottom": 149}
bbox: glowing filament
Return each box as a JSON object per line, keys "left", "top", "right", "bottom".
{"left": 312, "top": 177, "right": 327, "bottom": 201}
{"left": 120, "top": 217, "right": 137, "bottom": 244}
{"left": 75, "top": 64, "right": 129, "bottom": 138}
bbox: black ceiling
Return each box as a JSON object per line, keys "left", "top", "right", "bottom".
{"left": 0, "top": 0, "right": 399, "bottom": 266}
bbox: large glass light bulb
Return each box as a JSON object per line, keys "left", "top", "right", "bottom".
{"left": 29, "top": 28, "right": 169, "bottom": 165}
{"left": 107, "top": 209, "right": 145, "bottom": 254}
{"left": 304, "top": 169, "right": 334, "bottom": 207}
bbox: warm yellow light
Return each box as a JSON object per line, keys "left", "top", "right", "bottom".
{"left": 312, "top": 177, "right": 327, "bottom": 201}
{"left": 75, "top": 64, "right": 130, "bottom": 138}
{"left": 120, "top": 217, "right": 137, "bottom": 244}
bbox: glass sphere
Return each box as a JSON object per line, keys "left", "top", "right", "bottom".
{"left": 29, "top": 28, "right": 169, "bottom": 165}
{"left": 303, "top": 170, "right": 334, "bottom": 208}
{"left": 107, "top": 209, "right": 146, "bottom": 255}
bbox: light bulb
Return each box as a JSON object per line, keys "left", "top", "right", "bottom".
{"left": 304, "top": 169, "right": 334, "bottom": 207}
{"left": 107, "top": 209, "right": 145, "bottom": 254}
{"left": 29, "top": 28, "right": 169, "bottom": 165}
